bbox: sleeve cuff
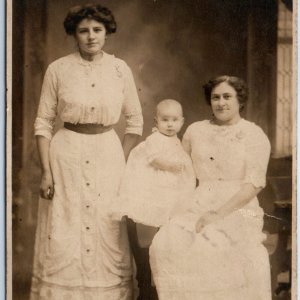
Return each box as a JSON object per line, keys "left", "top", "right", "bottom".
{"left": 34, "top": 117, "right": 54, "bottom": 140}
{"left": 244, "top": 173, "right": 266, "bottom": 188}
{"left": 34, "top": 130, "right": 52, "bottom": 141}
{"left": 124, "top": 112, "right": 143, "bottom": 136}
{"left": 124, "top": 126, "right": 143, "bottom": 136}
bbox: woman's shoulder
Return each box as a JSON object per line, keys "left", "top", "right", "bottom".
{"left": 239, "top": 119, "right": 271, "bottom": 146}
{"left": 103, "top": 52, "right": 129, "bottom": 68}
{"left": 47, "top": 53, "right": 79, "bottom": 71}
{"left": 50, "top": 53, "right": 77, "bottom": 65}
{"left": 102, "top": 53, "right": 134, "bottom": 79}
{"left": 239, "top": 119, "right": 268, "bottom": 136}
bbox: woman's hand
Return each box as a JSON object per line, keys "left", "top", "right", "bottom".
{"left": 40, "top": 170, "right": 54, "bottom": 200}
{"left": 195, "top": 183, "right": 262, "bottom": 233}
{"left": 36, "top": 135, "right": 54, "bottom": 199}
{"left": 195, "top": 210, "right": 219, "bottom": 233}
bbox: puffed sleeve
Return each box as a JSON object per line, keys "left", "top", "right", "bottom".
{"left": 244, "top": 125, "right": 271, "bottom": 188}
{"left": 34, "top": 64, "right": 58, "bottom": 140}
{"left": 182, "top": 125, "right": 192, "bottom": 155}
{"left": 122, "top": 63, "right": 143, "bottom": 136}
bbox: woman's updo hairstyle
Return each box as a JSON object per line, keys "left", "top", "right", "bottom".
{"left": 203, "top": 75, "right": 248, "bottom": 111}
{"left": 63, "top": 3, "right": 117, "bottom": 35}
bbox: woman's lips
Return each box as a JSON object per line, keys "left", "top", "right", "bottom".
{"left": 216, "top": 108, "right": 229, "bottom": 112}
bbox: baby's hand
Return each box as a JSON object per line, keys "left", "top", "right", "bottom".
{"left": 150, "top": 158, "right": 184, "bottom": 174}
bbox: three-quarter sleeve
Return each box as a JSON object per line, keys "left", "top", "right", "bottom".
{"left": 122, "top": 63, "right": 143, "bottom": 136}
{"left": 244, "top": 126, "right": 271, "bottom": 188}
{"left": 34, "top": 64, "right": 58, "bottom": 140}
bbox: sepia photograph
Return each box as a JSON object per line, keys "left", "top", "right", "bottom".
{"left": 8, "top": 0, "right": 295, "bottom": 299}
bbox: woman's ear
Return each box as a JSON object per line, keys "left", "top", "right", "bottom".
{"left": 154, "top": 117, "right": 158, "bottom": 126}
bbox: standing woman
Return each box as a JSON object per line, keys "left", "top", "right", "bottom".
{"left": 150, "top": 76, "right": 271, "bottom": 299}
{"left": 31, "top": 4, "right": 143, "bottom": 300}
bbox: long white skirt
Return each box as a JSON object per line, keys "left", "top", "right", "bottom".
{"left": 149, "top": 181, "right": 272, "bottom": 300}
{"left": 30, "top": 128, "right": 133, "bottom": 300}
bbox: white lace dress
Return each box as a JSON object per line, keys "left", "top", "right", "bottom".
{"left": 31, "top": 51, "right": 143, "bottom": 300}
{"left": 113, "top": 131, "right": 196, "bottom": 227}
{"left": 150, "top": 119, "right": 272, "bottom": 300}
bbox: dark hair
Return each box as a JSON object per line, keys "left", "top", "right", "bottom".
{"left": 63, "top": 4, "right": 117, "bottom": 35}
{"left": 203, "top": 75, "right": 248, "bottom": 111}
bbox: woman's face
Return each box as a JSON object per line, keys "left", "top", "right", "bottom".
{"left": 75, "top": 19, "right": 106, "bottom": 56}
{"left": 210, "top": 82, "right": 241, "bottom": 125}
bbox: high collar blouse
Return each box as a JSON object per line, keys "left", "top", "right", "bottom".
{"left": 34, "top": 51, "right": 143, "bottom": 140}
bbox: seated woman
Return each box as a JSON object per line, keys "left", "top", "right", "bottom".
{"left": 149, "top": 75, "right": 272, "bottom": 300}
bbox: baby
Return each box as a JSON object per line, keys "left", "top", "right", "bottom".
{"left": 113, "top": 99, "right": 195, "bottom": 298}
{"left": 115, "top": 99, "right": 195, "bottom": 231}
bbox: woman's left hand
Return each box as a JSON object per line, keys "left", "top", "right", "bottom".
{"left": 195, "top": 210, "right": 219, "bottom": 233}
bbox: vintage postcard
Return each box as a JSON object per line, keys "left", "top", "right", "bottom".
{"left": 7, "top": 0, "right": 296, "bottom": 299}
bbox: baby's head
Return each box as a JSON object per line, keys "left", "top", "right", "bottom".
{"left": 155, "top": 99, "right": 184, "bottom": 136}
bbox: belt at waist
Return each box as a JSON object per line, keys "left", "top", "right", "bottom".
{"left": 64, "top": 122, "right": 113, "bottom": 134}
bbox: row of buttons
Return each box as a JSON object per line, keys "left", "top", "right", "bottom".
{"left": 82, "top": 156, "right": 98, "bottom": 257}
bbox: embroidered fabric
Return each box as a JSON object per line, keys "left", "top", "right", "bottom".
{"left": 182, "top": 119, "right": 270, "bottom": 188}
{"left": 149, "top": 119, "right": 272, "bottom": 300}
{"left": 31, "top": 129, "right": 133, "bottom": 299}
{"left": 34, "top": 51, "right": 143, "bottom": 140}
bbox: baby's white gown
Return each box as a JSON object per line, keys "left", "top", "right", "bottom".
{"left": 115, "top": 130, "right": 196, "bottom": 227}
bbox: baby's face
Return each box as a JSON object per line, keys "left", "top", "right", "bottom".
{"left": 156, "top": 105, "right": 184, "bottom": 136}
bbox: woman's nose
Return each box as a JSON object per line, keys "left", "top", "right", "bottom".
{"left": 88, "top": 30, "right": 95, "bottom": 39}
{"left": 218, "top": 97, "right": 226, "bottom": 106}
